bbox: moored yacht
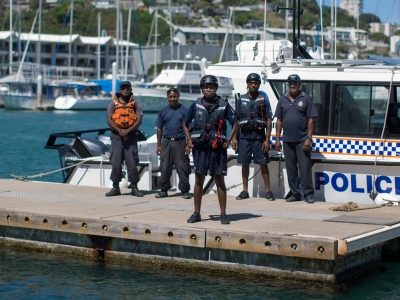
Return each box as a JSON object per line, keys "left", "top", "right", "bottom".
{"left": 53, "top": 82, "right": 112, "bottom": 110}
{"left": 132, "top": 52, "right": 234, "bottom": 111}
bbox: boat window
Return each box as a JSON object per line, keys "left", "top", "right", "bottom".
{"left": 193, "top": 64, "right": 201, "bottom": 71}
{"left": 191, "top": 85, "right": 201, "bottom": 94}
{"left": 333, "top": 85, "right": 388, "bottom": 136}
{"left": 180, "top": 85, "right": 190, "bottom": 93}
{"left": 386, "top": 87, "right": 400, "bottom": 134}
{"left": 269, "top": 80, "right": 330, "bottom": 135}
{"left": 185, "top": 63, "right": 193, "bottom": 71}
{"left": 162, "top": 63, "right": 169, "bottom": 70}
{"left": 169, "top": 63, "right": 177, "bottom": 70}
{"left": 176, "top": 63, "right": 184, "bottom": 70}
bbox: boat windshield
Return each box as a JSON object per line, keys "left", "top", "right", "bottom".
{"left": 176, "top": 63, "right": 184, "bottom": 70}
{"left": 162, "top": 63, "right": 170, "bottom": 70}
{"left": 269, "top": 80, "right": 399, "bottom": 138}
{"left": 185, "top": 63, "right": 193, "bottom": 71}
{"left": 193, "top": 64, "right": 201, "bottom": 71}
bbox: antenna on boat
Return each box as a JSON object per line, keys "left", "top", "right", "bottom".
{"left": 276, "top": 0, "right": 311, "bottom": 59}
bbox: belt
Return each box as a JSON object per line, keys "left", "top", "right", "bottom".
{"left": 164, "top": 137, "right": 186, "bottom": 141}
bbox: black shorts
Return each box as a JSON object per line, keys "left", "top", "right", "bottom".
{"left": 192, "top": 147, "right": 227, "bottom": 176}
{"left": 237, "top": 138, "right": 270, "bottom": 165}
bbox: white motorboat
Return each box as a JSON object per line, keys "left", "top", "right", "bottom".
{"left": 204, "top": 39, "right": 400, "bottom": 204}
{"left": 2, "top": 82, "right": 68, "bottom": 110}
{"left": 54, "top": 82, "right": 112, "bottom": 110}
{"left": 132, "top": 54, "right": 235, "bottom": 111}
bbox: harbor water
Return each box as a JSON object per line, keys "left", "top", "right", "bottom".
{"left": 1, "top": 109, "right": 400, "bottom": 298}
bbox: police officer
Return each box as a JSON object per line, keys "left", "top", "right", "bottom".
{"left": 274, "top": 74, "right": 318, "bottom": 204}
{"left": 232, "top": 73, "right": 275, "bottom": 201}
{"left": 183, "top": 75, "right": 239, "bottom": 224}
{"left": 155, "top": 88, "right": 191, "bottom": 199}
{"left": 105, "top": 81, "right": 144, "bottom": 197}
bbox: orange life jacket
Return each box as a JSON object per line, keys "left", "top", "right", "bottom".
{"left": 111, "top": 94, "right": 137, "bottom": 129}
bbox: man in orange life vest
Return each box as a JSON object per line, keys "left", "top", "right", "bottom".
{"left": 105, "top": 81, "right": 144, "bottom": 197}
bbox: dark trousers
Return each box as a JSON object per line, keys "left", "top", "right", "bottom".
{"left": 109, "top": 134, "right": 139, "bottom": 185}
{"left": 283, "top": 141, "right": 314, "bottom": 198}
{"left": 160, "top": 139, "right": 190, "bottom": 193}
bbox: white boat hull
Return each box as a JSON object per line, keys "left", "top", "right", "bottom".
{"left": 54, "top": 95, "right": 112, "bottom": 110}
{"left": 2, "top": 95, "right": 53, "bottom": 110}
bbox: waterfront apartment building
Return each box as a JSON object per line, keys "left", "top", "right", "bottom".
{"left": 370, "top": 23, "right": 397, "bottom": 38}
{"left": 173, "top": 26, "right": 368, "bottom": 47}
{"left": 340, "top": 0, "right": 361, "bottom": 19}
{"left": 0, "top": 31, "right": 161, "bottom": 81}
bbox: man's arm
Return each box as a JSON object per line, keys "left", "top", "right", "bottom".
{"left": 275, "top": 118, "right": 283, "bottom": 150}
{"left": 224, "top": 121, "right": 238, "bottom": 149}
{"left": 262, "top": 117, "right": 272, "bottom": 152}
{"left": 156, "top": 127, "right": 163, "bottom": 156}
{"left": 303, "top": 118, "right": 314, "bottom": 152}
{"left": 182, "top": 121, "right": 193, "bottom": 148}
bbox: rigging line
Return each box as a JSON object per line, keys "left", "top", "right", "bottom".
{"left": 370, "top": 66, "right": 398, "bottom": 200}
{"left": 386, "top": 0, "right": 397, "bottom": 25}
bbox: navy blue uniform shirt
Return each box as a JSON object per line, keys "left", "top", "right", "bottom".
{"left": 185, "top": 97, "right": 237, "bottom": 149}
{"left": 156, "top": 103, "right": 188, "bottom": 139}
{"left": 274, "top": 91, "right": 318, "bottom": 142}
{"left": 236, "top": 92, "right": 273, "bottom": 140}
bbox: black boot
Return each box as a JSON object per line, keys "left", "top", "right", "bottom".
{"left": 131, "top": 185, "right": 144, "bottom": 197}
{"left": 106, "top": 183, "right": 121, "bottom": 197}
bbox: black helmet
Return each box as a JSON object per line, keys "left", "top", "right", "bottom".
{"left": 246, "top": 73, "right": 261, "bottom": 83}
{"left": 200, "top": 75, "right": 218, "bottom": 88}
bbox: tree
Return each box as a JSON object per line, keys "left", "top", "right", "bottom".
{"left": 370, "top": 32, "right": 389, "bottom": 44}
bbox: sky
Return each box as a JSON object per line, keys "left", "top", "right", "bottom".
{"left": 322, "top": 0, "right": 400, "bottom": 24}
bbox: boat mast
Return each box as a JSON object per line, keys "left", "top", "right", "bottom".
{"left": 116, "top": 0, "right": 120, "bottom": 72}
{"left": 38, "top": 0, "right": 42, "bottom": 78}
{"left": 9, "top": 0, "right": 12, "bottom": 75}
{"left": 168, "top": 0, "right": 173, "bottom": 59}
{"left": 154, "top": 9, "right": 158, "bottom": 79}
{"left": 124, "top": 8, "right": 132, "bottom": 80}
{"left": 97, "top": 12, "right": 101, "bottom": 79}
{"left": 69, "top": 0, "right": 73, "bottom": 78}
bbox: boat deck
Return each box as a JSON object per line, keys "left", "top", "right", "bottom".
{"left": 1, "top": 179, "right": 400, "bottom": 283}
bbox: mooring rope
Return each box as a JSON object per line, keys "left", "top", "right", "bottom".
{"left": 11, "top": 154, "right": 109, "bottom": 181}
{"left": 329, "top": 201, "right": 381, "bottom": 211}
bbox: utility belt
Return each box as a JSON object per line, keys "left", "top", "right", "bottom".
{"left": 191, "top": 133, "right": 227, "bottom": 145}
{"left": 239, "top": 119, "right": 265, "bottom": 130}
{"left": 163, "top": 137, "right": 186, "bottom": 141}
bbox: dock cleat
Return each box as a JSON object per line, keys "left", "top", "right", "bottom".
{"left": 187, "top": 212, "right": 201, "bottom": 223}
{"left": 131, "top": 186, "right": 144, "bottom": 197}
{"left": 236, "top": 191, "right": 249, "bottom": 200}
{"left": 266, "top": 191, "right": 275, "bottom": 201}
{"left": 220, "top": 213, "right": 230, "bottom": 224}
{"left": 286, "top": 195, "right": 301, "bottom": 202}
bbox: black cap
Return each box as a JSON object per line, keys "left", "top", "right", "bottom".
{"left": 119, "top": 81, "right": 132, "bottom": 88}
{"left": 167, "top": 87, "right": 180, "bottom": 95}
{"left": 287, "top": 74, "right": 301, "bottom": 82}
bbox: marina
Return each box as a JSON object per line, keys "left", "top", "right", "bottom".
{"left": 1, "top": 178, "right": 400, "bottom": 284}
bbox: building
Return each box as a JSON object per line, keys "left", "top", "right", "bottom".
{"left": 370, "top": 23, "right": 397, "bottom": 38}
{"left": 0, "top": 31, "right": 144, "bottom": 80}
{"left": 340, "top": 0, "right": 361, "bottom": 19}
{"left": 390, "top": 35, "right": 400, "bottom": 55}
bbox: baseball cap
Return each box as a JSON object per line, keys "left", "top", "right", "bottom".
{"left": 119, "top": 81, "right": 132, "bottom": 88}
{"left": 287, "top": 74, "right": 301, "bottom": 82}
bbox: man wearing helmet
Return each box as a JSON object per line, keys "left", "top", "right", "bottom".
{"left": 183, "top": 75, "right": 239, "bottom": 224}
{"left": 232, "top": 73, "right": 275, "bottom": 201}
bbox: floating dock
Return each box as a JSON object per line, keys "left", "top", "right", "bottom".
{"left": 1, "top": 179, "right": 400, "bottom": 284}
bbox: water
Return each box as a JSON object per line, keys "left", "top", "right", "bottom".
{"left": 0, "top": 110, "right": 157, "bottom": 182}
{"left": 1, "top": 109, "right": 400, "bottom": 298}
